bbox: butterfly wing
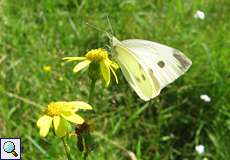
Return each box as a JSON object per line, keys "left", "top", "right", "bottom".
{"left": 121, "top": 39, "right": 192, "bottom": 95}
{"left": 113, "top": 37, "right": 160, "bottom": 101}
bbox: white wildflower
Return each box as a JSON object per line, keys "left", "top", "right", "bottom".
{"left": 200, "top": 94, "right": 211, "bottom": 102}
{"left": 194, "top": 10, "right": 205, "bottom": 20}
{"left": 195, "top": 145, "right": 205, "bottom": 154}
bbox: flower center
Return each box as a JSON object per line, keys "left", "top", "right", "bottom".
{"left": 85, "top": 48, "right": 108, "bottom": 61}
{"left": 44, "top": 102, "right": 62, "bottom": 117}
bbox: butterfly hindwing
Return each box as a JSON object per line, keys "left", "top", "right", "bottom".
{"left": 114, "top": 43, "right": 160, "bottom": 101}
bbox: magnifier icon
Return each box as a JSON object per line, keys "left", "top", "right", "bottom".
{"left": 3, "top": 141, "right": 18, "bottom": 157}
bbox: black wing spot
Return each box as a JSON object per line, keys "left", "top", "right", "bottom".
{"left": 141, "top": 74, "right": 146, "bottom": 81}
{"left": 148, "top": 69, "right": 156, "bottom": 79}
{"left": 157, "top": 61, "right": 165, "bottom": 68}
{"left": 173, "top": 49, "right": 190, "bottom": 70}
{"left": 148, "top": 69, "right": 160, "bottom": 90}
{"left": 138, "top": 64, "right": 142, "bottom": 69}
{"left": 135, "top": 77, "right": 141, "bottom": 82}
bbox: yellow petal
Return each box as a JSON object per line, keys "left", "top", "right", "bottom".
{"left": 112, "top": 62, "right": 119, "bottom": 69}
{"left": 73, "top": 60, "right": 91, "bottom": 72}
{"left": 61, "top": 112, "right": 84, "bottom": 124}
{"left": 62, "top": 101, "right": 93, "bottom": 112}
{"left": 37, "top": 115, "right": 51, "bottom": 128}
{"left": 107, "top": 59, "right": 119, "bottom": 69}
{"left": 63, "top": 57, "right": 86, "bottom": 62}
{"left": 110, "top": 66, "right": 118, "bottom": 84}
{"left": 53, "top": 116, "right": 69, "bottom": 137}
{"left": 37, "top": 115, "right": 52, "bottom": 137}
{"left": 100, "top": 61, "right": 110, "bottom": 87}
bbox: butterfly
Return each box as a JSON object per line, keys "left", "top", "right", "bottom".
{"left": 112, "top": 37, "right": 192, "bottom": 101}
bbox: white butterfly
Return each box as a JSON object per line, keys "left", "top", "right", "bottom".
{"left": 112, "top": 37, "right": 192, "bottom": 101}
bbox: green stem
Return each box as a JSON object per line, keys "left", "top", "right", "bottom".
{"left": 62, "top": 137, "right": 72, "bottom": 160}
{"left": 88, "top": 78, "right": 96, "bottom": 103}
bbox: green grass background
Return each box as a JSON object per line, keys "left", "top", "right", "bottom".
{"left": 0, "top": 0, "right": 229, "bottom": 159}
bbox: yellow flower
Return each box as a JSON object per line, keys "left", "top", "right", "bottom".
{"left": 43, "top": 65, "right": 51, "bottom": 73}
{"left": 37, "top": 101, "right": 92, "bottom": 138}
{"left": 63, "top": 48, "right": 119, "bottom": 86}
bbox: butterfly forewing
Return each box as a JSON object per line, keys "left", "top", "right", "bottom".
{"left": 122, "top": 39, "right": 192, "bottom": 91}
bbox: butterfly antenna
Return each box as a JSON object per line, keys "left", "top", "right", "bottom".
{"left": 85, "top": 21, "right": 114, "bottom": 54}
{"left": 85, "top": 22, "right": 110, "bottom": 35}
{"left": 105, "top": 15, "right": 115, "bottom": 53}
{"left": 106, "top": 15, "right": 114, "bottom": 37}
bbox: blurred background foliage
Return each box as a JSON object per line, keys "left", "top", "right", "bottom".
{"left": 0, "top": 0, "right": 229, "bottom": 159}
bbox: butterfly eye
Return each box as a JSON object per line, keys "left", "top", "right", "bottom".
{"left": 157, "top": 61, "right": 165, "bottom": 68}
{"left": 173, "top": 50, "right": 190, "bottom": 70}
